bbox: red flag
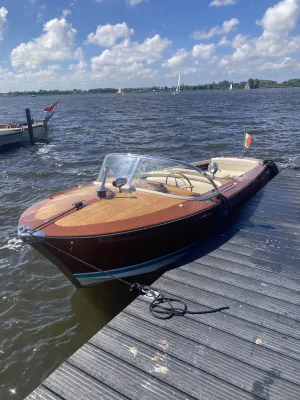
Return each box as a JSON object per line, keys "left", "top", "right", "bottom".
{"left": 43, "top": 100, "right": 59, "bottom": 112}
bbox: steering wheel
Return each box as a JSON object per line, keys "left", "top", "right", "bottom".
{"left": 166, "top": 172, "right": 194, "bottom": 192}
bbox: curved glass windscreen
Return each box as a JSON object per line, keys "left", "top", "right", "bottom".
{"left": 96, "top": 154, "right": 139, "bottom": 184}
{"left": 97, "top": 154, "right": 219, "bottom": 198}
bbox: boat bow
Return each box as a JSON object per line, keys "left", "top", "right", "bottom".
{"left": 18, "top": 225, "right": 46, "bottom": 243}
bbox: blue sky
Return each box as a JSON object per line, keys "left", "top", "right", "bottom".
{"left": 0, "top": 0, "right": 299, "bottom": 90}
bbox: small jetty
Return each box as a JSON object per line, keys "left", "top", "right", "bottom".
{"left": 0, "top": 102, "right": 58, "bottom": 148}
{"left": 26, "top": 157, "right": 300, "bottom": 400}
{"left": 0, "top": 109, "right": 47, "bottom": 148}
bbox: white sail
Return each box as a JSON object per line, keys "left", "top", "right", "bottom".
{"left": 176, "top": 74, "right": 180, "bottom": 93}
{"left": 172, "top": 74, "right": 180, "bottom": 95}
{"left": 244, "top": 82, "right": 250, "bottom": 90}
{"left": 117, "top": 88, "right": 123, "bottom": 95}
{"left": 229, "top": 83, "right": 232, "bottom": 90}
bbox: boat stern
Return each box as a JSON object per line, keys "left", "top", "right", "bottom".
{"left": 263, "top": 159, "right": 279, "bottom": 179}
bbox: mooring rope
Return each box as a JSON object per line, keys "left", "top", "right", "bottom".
{"left": 40, "top": 240, "right": 229, "bottom": 319}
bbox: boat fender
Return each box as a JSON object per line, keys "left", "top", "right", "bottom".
{"left": 263, "top": 160, "right": 279, "bottom": 178}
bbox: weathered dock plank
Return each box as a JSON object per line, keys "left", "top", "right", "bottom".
{"left": 26, "top": 159, "right": 300, "bottom": 400}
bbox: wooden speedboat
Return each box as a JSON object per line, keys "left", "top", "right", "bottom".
{"left": 18, "top": 154, "right": 278, "bottom": 287}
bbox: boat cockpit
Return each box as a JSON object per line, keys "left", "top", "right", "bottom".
{"left": 95, "top": 154, "right": 260, "bottom": 201}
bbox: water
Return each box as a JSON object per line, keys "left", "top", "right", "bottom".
{"left": 1, "top": 89, "right": 299, "bottom": 399}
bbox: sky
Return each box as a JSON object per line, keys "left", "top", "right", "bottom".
{"left": 0, "top": 0, "right": 299, "bottom": 91}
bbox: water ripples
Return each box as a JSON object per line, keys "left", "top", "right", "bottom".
{"left": 0, "top": 89, "right": 300, "bottom": 399}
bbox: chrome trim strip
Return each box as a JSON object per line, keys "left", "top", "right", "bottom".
{"left": 75, "top": 245, "right": 191, "bottom": 279}
{"left": 74, "top": 245, "right": 193, "bottom": 285}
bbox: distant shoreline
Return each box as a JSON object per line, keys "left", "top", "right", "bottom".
{"left": 2, "top": 78, "right": 300, "bottom": 96}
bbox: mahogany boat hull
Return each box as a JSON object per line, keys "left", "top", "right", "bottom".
{"left": 20, "top": 160, "right": 278, "bottom": 287}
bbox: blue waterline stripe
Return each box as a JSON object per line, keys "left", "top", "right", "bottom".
{"left": 74, "top": 245, "right": 192, "bottom": 279}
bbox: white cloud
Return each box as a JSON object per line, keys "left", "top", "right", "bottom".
{"left": 218, "top": 36, "right": 231, "bottom": 46}
{"left": 11, "top": 18, "right": 76, "bottom": 70}
{"left": 162, "top": 48, "right": 189, "bottom": 68}
{"left": 215, "top": 0, "right": 300, "bottom": 78}
{"left": 0, "top": 7, "right": 8, "bottom": 41}
{"left": 126, "top": 0, "right": 144, "bottom": 6}
{"left": 231, "top": 0, "right": 300, "bottom": 62}
{"left": 209, "top": 0, "right": 237, "bottom": 6}
{"left": 86, "top": 22, "right": 134, "bottom": 47}
{"left": 192, "top": 43, "right": 216, "bottom": 59}
{"left": 258, "top": 56, "right": 294, "bottom": 70}
{"left": 165, "top": 66, "right": 198, "bottom": 79}
{"left": 231, "top": 33, "right": 248, "bottom": 48}
{"left": 192, "top": 18, "right": 239, "bottom": 40}
{"left": 0, "top": 65, "right": 62, "bottom": 89}
{"left": 90, "top": 34, "right": 171, "bottom": 82}
{"left": 208, "top": 55, "right": 218, "bottom": 64}
{"left": 259, "top": 0, "right": 299, "bottom": 33}
{"left": 62, "top": 9, "right": 71, "bottom": 17}
{"left": 69, "top": 47, "right": 87, "bottom": 73}
{"left": 219, "top": 58, "right": 230, "bottom": 67}
{"left": 95, "top": 0, "right": 145, "bottom": 6}
{"left": 183, "top": 67, "right": 197, "bottom": 74}
{"left": 91, "top": 34, "right": 171, "bottom": 70}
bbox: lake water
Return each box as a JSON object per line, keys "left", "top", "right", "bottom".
{"left": 1, "top": 89, "right": 300, "bottom": 399}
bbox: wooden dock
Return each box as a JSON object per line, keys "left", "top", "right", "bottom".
{"left": 26, "top": 158, "right": 300, "bottom": 400}
{"left": 0, "top": 108, "right": 48, "bottom": 148}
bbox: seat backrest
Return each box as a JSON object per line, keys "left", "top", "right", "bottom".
{"left": 211, "top": 157, "right": 259, "bottom": 173}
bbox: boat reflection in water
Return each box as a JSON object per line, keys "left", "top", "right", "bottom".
{"left": 18, "top": 153, "right": 278, "bottom": 287}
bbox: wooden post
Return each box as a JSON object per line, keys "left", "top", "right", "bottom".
{"left": 25, "top": 108, "right": 34, "bottom": 145}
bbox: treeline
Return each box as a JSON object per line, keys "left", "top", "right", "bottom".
{"left": 181, "top": 78, "right": 300, "bottom": 90}
{"left": 4, "top": 78, "right": 300, "bottom": 96}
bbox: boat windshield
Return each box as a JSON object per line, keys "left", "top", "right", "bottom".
{"left": 97, "top": 154, "right": 139, "bottom": 183}
{"left": 97, "top": 154, "right": 219, "bottom": 199}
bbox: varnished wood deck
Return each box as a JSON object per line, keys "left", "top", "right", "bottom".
{"left": 25, "top": 157, "right": 300, "bottom": 400}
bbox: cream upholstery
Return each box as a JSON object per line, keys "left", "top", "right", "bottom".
{"left": 141, "top": 158, "right": 260, "bottom": 194}
{"left": 145, "top": 175, "right": 220, "bottom": 195}
{"left": 144, "top": 169, "right": 222, "bottom": 185}
{"left": 209, "top": 157, "right": 259, "bottom": 179}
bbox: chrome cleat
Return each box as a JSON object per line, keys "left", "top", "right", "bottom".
{"left": 18, "top": 225, "right": 46, "bottom": 243}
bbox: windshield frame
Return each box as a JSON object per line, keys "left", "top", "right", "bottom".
{"left": 97, "top": 153, "right": 220, "bottom": 200}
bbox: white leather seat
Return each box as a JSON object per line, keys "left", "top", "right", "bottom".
{"left": 209, "top": 157, "right": 259, "bottom": 179}
{"left": 145, "top": 175, "right": 220, "bottom": 194}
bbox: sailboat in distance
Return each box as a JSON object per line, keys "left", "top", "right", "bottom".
{"left": 244, "top": 82, "right": 250, "bottom": 90}
{"left": 116, "top": 88, "right": 124, "bottom": 95}
{"left": 172, "top": 74, "right": 180, "bottom": 95}
{"left": 229, "top": 82, "right": 233, "bottom": 91}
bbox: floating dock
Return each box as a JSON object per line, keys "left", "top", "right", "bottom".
{"left": 26, "top": 158, "right": 300, "bottom": 400}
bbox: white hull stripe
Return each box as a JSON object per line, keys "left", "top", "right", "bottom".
{"left": 74, "top": 246, "right": 192, "bottom": 284}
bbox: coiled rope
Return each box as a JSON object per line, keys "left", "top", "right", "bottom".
{"left": 39, "top": 240, "right": 229, "bottom": 319}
